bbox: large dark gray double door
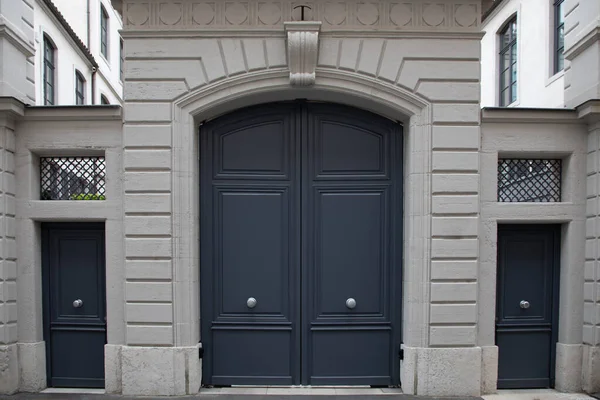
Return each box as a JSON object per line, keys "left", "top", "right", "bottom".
{"left": 200, "top": 102, "right": 402, "bottom": 386}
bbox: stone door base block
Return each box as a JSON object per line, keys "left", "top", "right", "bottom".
{"left": 106, "top": 344, "right": 202, "bottom": 396}
{"left": 18, "top": 341, "right": 46, "bottom": 392}
{"left": 583, "top": 344, "right": 600, "bottom": 393}
{"left": 401, "top": 346, "right": 483, "bottom": 396}
{"left": 556, "top": 343, "right": 582, "bottom": 392}
{"left": 0, "top": 343, "right": 19, "bottom": 394}
{"left": 481, "top": 345, "right": 499, "bottom": 394}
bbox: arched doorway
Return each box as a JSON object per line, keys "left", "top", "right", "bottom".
{"left": 199, "top": 101, "right": 403, "bottom": 386}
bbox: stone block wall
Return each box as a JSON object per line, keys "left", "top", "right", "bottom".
{"left": 583, "top": 103, "right": 600, "bottom": 392}
{"left": 123, "top": 34, "right": 483, "bottom": 349}
{"left": 0, "top": 100, "right": 20, "bottom": 394}
{"left": 118, "top": 0, "right": 484, "bottom": 394}
{"left": 480, "top": 108, "right": 588, "bottom": 393}
{"left": 0, "top": 0, "right": 35, "bottom": 104}
{"left": 564, "top": 0, "right": 600, "bottom": 108}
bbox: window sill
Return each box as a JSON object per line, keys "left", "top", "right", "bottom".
{"left": 501, "top": 100, "right": 520, "bottom": 108}
{"left": 546, "top": 70, "right": 565, "bottom": 87}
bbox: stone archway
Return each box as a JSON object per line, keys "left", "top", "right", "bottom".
{"left": 168, "top": 69, "right": 433, "bottom": 391}
{"left": 117, "top": 14, "right": 485, "bottom": 395}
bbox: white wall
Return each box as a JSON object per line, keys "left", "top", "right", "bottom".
{"left": 40, "top": 0, "right": 123, "bottom": 105}
{"left": 34, "top": 1, "right": 93, "bottom": 105}
{"left": 49, "top": 0, "right": 88, "bottom": 44}
{"left": 481, "top": 0, "right": 565, "bottom": 108}
{"left": 90, "top": 0, "right": 123, "bottom": 104}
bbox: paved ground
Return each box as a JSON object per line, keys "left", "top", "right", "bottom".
{"left": 0, "top": 387, "right": 477, "bottom": 400}
{"left": 1, "top": 388, "right": 596, "bottom": 400}
{"left": 482, "top": 390, "right": 595, "bottom": 400}
{"left": 0, "top": 395, "right": 478, "bottom": 400}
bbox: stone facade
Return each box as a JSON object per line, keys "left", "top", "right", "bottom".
{"left": 114, "top": 0, "right": 485, "bottom": 395}
{"left": 0, "top": 0, "right": 599, "bottom": 396}
{"left": 0, "top": 0, "right": 35, "bottom": 104}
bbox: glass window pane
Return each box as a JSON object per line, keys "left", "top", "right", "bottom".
{"left": 501, "top": 88, "right": 510, "bottom": 107}
{"left": 501, "top": 31, "right": 511, "bottom": 49}
{"left": 557, "top": 1, "right": 564, "bottom": 24}
{"left": 500, "top": 71, "right": 509, "bottom": 91}
{"left": 558, "top": 25, "right": 565, "bottom": 49}
{"left": 557, "top": 52, "right": 564, "bottom": 71}
{"left": 511, "top": 82, "right": 517, "bottom": 103}
{"left": 501, "top": 51, "right": 511, "bottom": 71}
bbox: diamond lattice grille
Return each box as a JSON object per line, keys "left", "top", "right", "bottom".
{"left": 40, "top": 157, "right": 106, "bottom": 200}
{"left": 497, "top": 159, "right": 561, "bottom": 202}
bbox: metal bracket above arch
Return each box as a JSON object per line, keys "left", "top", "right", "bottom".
{"left": 284, "top": 21, "right": 322, "bottom": 87}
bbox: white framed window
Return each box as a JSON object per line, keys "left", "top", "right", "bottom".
{"left": 554, "top": 0, "right": 565, "bottom": 73}
{"left": 499, "top": 17, "right": 518, "bottom": 107}
{"left": 43, "top": 35, "right": 57, "bottom": 105}
{"left": 100, "top": 4, "right": 109, "bottom": 59}
{"left": 75, "top": 70, "right": 86, "bottom": 105}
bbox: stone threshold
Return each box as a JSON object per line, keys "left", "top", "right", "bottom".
{"left": 201, "top": 386, "right": 402, "bottom": 395}
{"left": 0, "top": 386, "right": 485, "bottom": 399}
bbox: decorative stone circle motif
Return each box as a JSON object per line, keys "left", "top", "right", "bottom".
{"left": 225, "top": 2, "right": 248, "bottom": 25}
{"left": 389, "top": 3, "right": 412, "bottom": 27}
{"left": 454, "top": 4, "right": 477, "bottom": 27}
{"left": 323, "top": 2, "right": 346, "bottom": 25}
{"left": 122, "top": 0, "right": 480, "bottom": 30}
{"left": 258, "top": 3, "right": 282, "bottom": 25}
{"left": 160, "top": 3, "right": 183, "bottom": 25}
{"left": 422, "top": 3, "right": 445, "bottom": 26}
{"left": 126, "top": 3, "right": 150, "bottom": 26}
{"left": 356, "top": 3, "right": 379, "bottom": 26}
{"left": 192, "top": 3, "right": 216, "bottom": 25}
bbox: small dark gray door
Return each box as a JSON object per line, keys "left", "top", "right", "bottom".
{"left": 43, "top": 223, "right": 106, "bottom": 388}
{"left": 496, "top": 224, "right": 560, "bottom": 389}
{"left": 200, "top": 102, "right": 402, "bottom": 386}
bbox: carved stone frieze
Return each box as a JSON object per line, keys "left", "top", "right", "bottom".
{"left": 285, "top": 22, "right": 320, "bottom": 86}
{"left": 121, "top": 0, "right": 480, "bottom": 32}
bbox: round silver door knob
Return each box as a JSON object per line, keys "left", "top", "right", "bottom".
{"left": 247, "top": 297, "right": 257, "bottom": 309}
{"left": 73, "top": 299, "right": 83, "bottom": 308}
{"left": 346, "top": 298, "right": 357, "bottom": 309}
{"left": 520, "top": 300, "right": 530, "bottom": 309}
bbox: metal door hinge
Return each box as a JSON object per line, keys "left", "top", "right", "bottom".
{"left": 199, "top": 346, "right": 204, "bottom": 359}
{"left": 398, "top": 348, "right": 404, "bottom": 360}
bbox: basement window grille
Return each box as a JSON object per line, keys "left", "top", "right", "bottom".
{"left": 497, "top": 159, "right": 562, "bottom": 202}
{"left": 40, "top": 157, "right": 106, "bottom": 200}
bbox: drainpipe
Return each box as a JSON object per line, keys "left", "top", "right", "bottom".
{"left": 86, "top": 0, "right": 91, "bottom": 47}
{"left": 91, "top": 67, "right": 97, "bottom": 105}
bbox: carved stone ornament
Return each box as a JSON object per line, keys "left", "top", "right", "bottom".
{"left": 285, "top": 21, "right": 321, "bottom": 87}
{"left": 121, "top": 1, "right": 481, "bottom": 32}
